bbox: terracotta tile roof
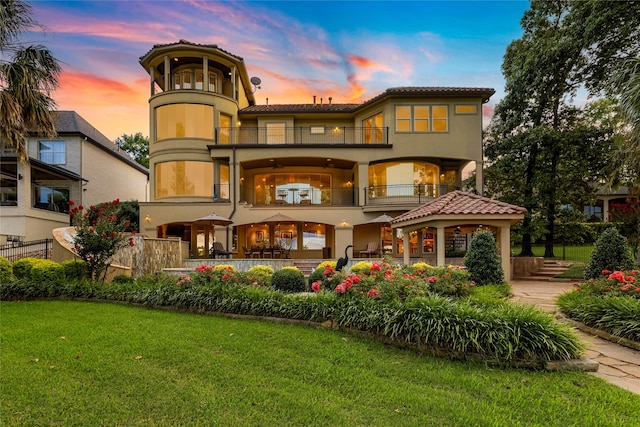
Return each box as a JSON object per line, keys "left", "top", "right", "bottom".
{"left": 240, "top": 103, "right": 360, "bottom": 114}
{"left": 392, "top": 190, "right": 527, "bottom": 224}
{"left": 363, "top": 87, "right": 496, "bottom": 105}
{"left": 241, "top": 87, "right": 495, "bottom": 114}
{"left": 139, "top": 39, "right": 243, "bottom": 61}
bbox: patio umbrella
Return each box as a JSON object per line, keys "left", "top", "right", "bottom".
{"left": 194, "top": 212, "right": 233, "bottom": 225}
{"left": 260, "top": 212, "right": 298, "bottom": 224}
{"left": 193, "top": 213, "right": 233, "bottom": 256}
{"left": 364, "top": 213, "right": 394, "bottom": 225}
{"left": 364, "top": 213, "right": 394, "bottom": 254}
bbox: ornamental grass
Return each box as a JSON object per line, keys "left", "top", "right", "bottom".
{"left": 557, "top": 269, "right": 640, "bottom": 342}
{"left": 1, "top": 259, "right": 584, "bottom": 364}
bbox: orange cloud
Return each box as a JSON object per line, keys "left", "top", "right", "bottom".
{"left": 54, "top": 71, "right": 150, "bottom": 140}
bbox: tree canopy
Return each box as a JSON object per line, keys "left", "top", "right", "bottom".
{"left": 0, "top": 0, "right": 61, "bottom": 162}
{"left": 484, "top": 0, "right": 640, "bottom": 257}
{"left": 115, "top": 132, "right": 149, "bottom": 168}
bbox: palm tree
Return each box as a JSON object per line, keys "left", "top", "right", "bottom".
{"left": 611, "top": 57, "right": 640, "bottom": 264}
{"left": 1, "top": 0, "right": 61, "bottom": 162}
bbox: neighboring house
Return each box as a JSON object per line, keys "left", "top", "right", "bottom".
{"left": 138, "top": 40, "right": 494, "bottom": 259}
{"left": 583, "top": 186, "right": 633, "bottom": 222}
{"left": 0, "top": 111, "right": 148, "bottom": 243}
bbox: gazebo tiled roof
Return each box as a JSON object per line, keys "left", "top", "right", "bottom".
{"left": 391, "top": 190, "right": 527, "bottom": 226}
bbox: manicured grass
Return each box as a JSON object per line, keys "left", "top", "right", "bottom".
{"left": 514, "top": 245, "right": 594, "bottom": 263}
{"left": 555, "top": 263, "right": 586, "bottom": 280}
{"left": 2, "top": 301, "right": 639, "bottom": 426}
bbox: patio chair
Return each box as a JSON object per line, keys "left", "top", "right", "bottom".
{"left": 359, "top": 241, "right": 379, "bottom": 258}
{"left": 210, "top": 241, "right": 231, "bottom": 259}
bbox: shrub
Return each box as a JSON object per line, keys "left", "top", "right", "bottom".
{"left": 29, "top": 259, "right": 65, "bottom": 284}
{"left": 584, "top": 227, "right": 634, "bottom": 280}
{"left": 349, "top": 261, "right": 373, "bottom": 275}
{"left": 464, "top": 230, "right": 504, "bottom": 285}
{"left": 61, "top": 259, "right": 88, "bottom": 281}
{"left": 112, "top": 274, "right": 135, "bottom": 284}
{"left": 308, "top": 262, "right": 343, "bottom": 291}
{"left": 247, "top": 265, "right": 274, "bottom": 287}
{"left": 12, "top": 257, "right": 39, "bottom": 280}
{"left": 0, "top": 257, "right": 12, "bottom": 283}
{"left": 271, "top": 267, "right": 306, "bottom": 293}
{"left": 135, "top": 272, "right": 178, "bottom": 287}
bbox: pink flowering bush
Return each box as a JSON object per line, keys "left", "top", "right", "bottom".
{"left": 572, "top": 269, "right": 640, "bottom": 299}
{"left": 310, "top": 261, "right": 475, "bottom": 302}
{"left": 190, "top": 264, "right": 238, "bottom": 286}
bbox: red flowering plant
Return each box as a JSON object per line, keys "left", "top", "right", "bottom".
{"left": 189, "top": 264, "right": 238, "bottom": 286}
{"left": 572, "top": 269, "right": 640, "bottom": 298}
{"left": 69, "top": 199, "right": 136, "bottom": 282}
{"left": 328, "top": 262, "right": 475, "bottom": 302}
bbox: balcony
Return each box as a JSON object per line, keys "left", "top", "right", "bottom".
{"left": 214, "top": 127, "right": 389, "bottom": 146}
{"left": 249, "top": 186, "right": 357, "bottom": 207}
{"left": 364, "top": 184, "right": 459, "bottom": 205}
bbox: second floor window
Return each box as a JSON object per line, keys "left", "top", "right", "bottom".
{"left": 39, "top": 141, "right": 65, "bottom": 165}
{"left": 395, "top": 105, "right": 448, "bottom": 133}
{"left": 363, "top": 112, "right": 383, "bottom": 143}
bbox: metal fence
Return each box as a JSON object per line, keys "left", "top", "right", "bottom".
{"left": 511, "top": 242, "right": 594, "bottom": 263}
{"left": 0, "top": 239, "right": 53, "bottom": 262}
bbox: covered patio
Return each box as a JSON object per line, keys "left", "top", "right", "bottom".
{"left": 391, "top": 191, "right": 526, "bottom": 281}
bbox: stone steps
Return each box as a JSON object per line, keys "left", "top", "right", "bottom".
{"left": 519, "top": 260, "right": 572, "bottom": 282}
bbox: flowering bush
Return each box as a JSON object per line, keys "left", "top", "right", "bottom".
{"left": 190, "top": 264, "right": 237, "bottom": 286}
{"left": 311, "top": 261, "right": 474, "bottom": 302}
{"left": 572, "top": 269, "right": 640, "bottom": 299}
{"left": 70, "top": 199, "right": 136, "bottom": 282}
{"left": 247, "top": 265, "right": 274, "bottom": 287}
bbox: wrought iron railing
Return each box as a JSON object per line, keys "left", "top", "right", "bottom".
{"left": 0, "top": 238, "right": 53, "bottom": 261}
{"left": 364, "top": 184, "right": 458, "bottom": 205}
{"left": 249, "top": 186, "right": 357, "bottom": 206}
{"left": 214, "top": 127, "right": 389, "bottom": 145}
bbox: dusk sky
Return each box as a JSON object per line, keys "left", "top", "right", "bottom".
{"left": 27, "top": 0, "right": 531, "bottom": 141}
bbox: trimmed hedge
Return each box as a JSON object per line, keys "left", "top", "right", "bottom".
{"left": 1, "top": 277, "right": 583, "bottom": 363}
{"left": 0, "top": 257, "right": 12, "bottom": 282}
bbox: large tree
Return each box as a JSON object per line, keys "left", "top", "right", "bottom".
{"left": 0, "top": 0, "right": 60, "bottom": 162}
{"left": 484, "top": 0, "right": 640, "bottom": 257}
{"left": 610, "top": 57, "right": 640, "bottom": 264}
{"left": 115, "top": 132, "right": 149, "bottom": 168}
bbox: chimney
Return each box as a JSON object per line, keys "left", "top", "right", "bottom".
{"left": 329, "top": 97, "right": 332, "bottom": 104}
{"left": 313, "top": 95, "right": 316, "bottom": 104}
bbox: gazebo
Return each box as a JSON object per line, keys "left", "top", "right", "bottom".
{"left": 391, "top": 191, "right": 527, "bottom": 281}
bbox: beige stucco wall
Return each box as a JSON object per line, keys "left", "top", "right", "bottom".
{"left": 81, "top": 141, "right": 148, "bottom": 207}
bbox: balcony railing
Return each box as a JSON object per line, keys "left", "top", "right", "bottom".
{"left": 364, "top": 184, "right": 459, "bottom": 205}
{"left": 249, "top": 186, "right": 357, "bottom": 206}
{"left": 214, "top": 127, "right": 389, "bottom": 145}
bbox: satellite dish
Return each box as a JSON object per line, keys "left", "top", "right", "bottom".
{"left": 250, "top": 77, "right": 262, "bottom": 86}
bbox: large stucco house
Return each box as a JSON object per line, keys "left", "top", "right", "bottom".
{"left": 0, "top": 111, "right": 148, "bottom": 242}
{"left": 138, "top": 40, "right": 495, "bottom": 261}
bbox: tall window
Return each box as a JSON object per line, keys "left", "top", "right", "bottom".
{"left": 38, "top": 141, "right": 65, "bottom": 164}
{"left": 363, "top": 112, "right": 383, "bottom": 143}
{"left": 266, "top": 123, "right": 285, "bottom": 144}
{"left": 155, "top": 161, "right": 213, "bottom": 198}
{"left": 219, "top": 114, "right": 231, "bottom": 144}
{"left": 155, "top": 104, "right": 214, "bottom": 141}
{"left": 395, "top": 105, "right": 448, "bottom": 133}
{"left": 0, "top": 163, "right": 17, "bottom": 206}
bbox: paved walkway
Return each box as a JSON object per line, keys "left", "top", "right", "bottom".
{"left": 510, "top": 280, "right": 640, "bottom": 395}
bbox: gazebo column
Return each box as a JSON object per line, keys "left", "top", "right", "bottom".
{"left": 436, "top": 226, "right": 446, "bottom": 267}
{"left": 499, "top": 226, "right": 512, "bottom": 282}
{"left": 402, "top": 231, "right": 410, "bottom": 265}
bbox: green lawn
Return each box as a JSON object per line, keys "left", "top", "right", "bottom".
{"left": 513, "top": 245, "right": 594, "bottom": 263}
{"left": 2, "top": 301, "right": 638, "bottom": 426}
